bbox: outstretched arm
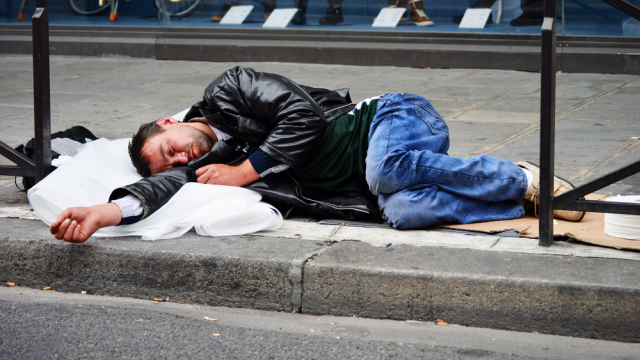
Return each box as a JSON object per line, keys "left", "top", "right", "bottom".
{"left": 50, "top": 203, "right": 122, "bottom": 243}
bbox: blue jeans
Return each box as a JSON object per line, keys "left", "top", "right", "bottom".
{"left": 365, "top": 93, "right": 528, "bottom": 229}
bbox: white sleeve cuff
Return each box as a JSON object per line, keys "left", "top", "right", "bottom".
{"left": 111, "top": 195, "right": 144, "bottom": 218}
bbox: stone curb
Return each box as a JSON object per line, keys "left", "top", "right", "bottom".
{"left": 1, "top": 218, "right": 639, "bottom": 343}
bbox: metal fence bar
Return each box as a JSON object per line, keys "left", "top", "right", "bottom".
{"left": 555, "top": 159, "right": 640, "bottom": 205}
{"left": 538, "top": 0, "right": 640, "bottom": 246}
{"left": 539, "top": 0, "right": 557, "bottom": 247}
{"left": 0, "top": 141, "right": 36, "bottom": 177}
{"left": 32, "top": 5, "right": 52, "bottom": 183}
{"left": 599, "top": 0, "right": 640, "bottom": 20}
{"left": 0, "top": 4, "right": 51, "bottom": 180}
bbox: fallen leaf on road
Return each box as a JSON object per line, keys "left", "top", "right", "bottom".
{"left": 436, "top": 318, "right": 447, "bottom": 325}
{"left": 153, "top": 298, "right": 164, "bottom": 302}
{"left": 204, "top": 317, "right": 218, "bottom": 321}
{"left": 7, "top": 282, "right": 15, "bottom": 286}
{"left": 43, "top": 286, "right": 52, "bottom": 290}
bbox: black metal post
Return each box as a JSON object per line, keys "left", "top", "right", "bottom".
{"left": 32, "top": 5, "right": 52, "bottom": 183}
{"left": 539, "top": 0, "right": 557, "bottom": 247}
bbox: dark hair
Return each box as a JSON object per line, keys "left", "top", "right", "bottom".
{"left": 129, "top": 121, "right": 165, "bottom": 177}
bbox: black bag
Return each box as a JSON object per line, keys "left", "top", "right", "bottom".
{"left": 14, "top": 126, "right": 98, "bottom": 190}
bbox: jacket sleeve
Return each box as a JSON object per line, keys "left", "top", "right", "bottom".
{"left": 108, "top": 167, "right": 196, "bottom": 222}
{"left": 198, "top": 66, "right": 328, "bottom": 170}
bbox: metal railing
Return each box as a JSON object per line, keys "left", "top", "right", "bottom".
{"left": 0, "top": 0, "right": 51, "bottom": 185}
{"left": 538, "top": 0, "right": 640, "bottom": 246}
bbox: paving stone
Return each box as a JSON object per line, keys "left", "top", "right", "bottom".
{"left": 344, "top": 78, "right": 432, "bottom": 96}
{"left": 233, "top": 62, "right": 308, "bottom": 74}
{"left": 81, "top": 82, "right": 203, "bottom": 107}
{"left": 448, "top": 70, "right": 539, "bottom": 87}
{"left": 51, "top": 74, "right": 159, "bottom": 94}
{"left": 98, "top": 60, "right": 231, "bottom": 79}
{"left": 428, "top": 98, "right": 478, "bottom": 111}
{"left": 477, "top": 95, "right": 586, "bottom": 114}
{"left": 0, "top": 105, "right": 32, "bottom": 119}
{"left": 421, "top": 85, "right": 513, "bottom": 100}
{"left": 447, "top": 121, "right": 532, "bottom": 148}
{"left": 0, "top": 85, "right": 32, "bottom": 94}
{"left": 490, "top": 120, "right": 639, "bottom": 179}
{"left": 285, "top": 64, "right": 395, "bottom": 83}
{"left": 0, "top": 72, "right": 83, "bottom": 88}
{"left": 0, "top": 90, "right": 93, "bottom": 108}
{"left": 513, "top": 79, "right": 629, "bottom": 99}
{"left": 450, "top": 110, "right": 539, "bottom": 124}
{"left": 0, "top": 55, "right": 36, "bottom": 73}
{"left": 574, "top": 145, "right": 640, "bottom": 195}
{"left": 613, "top": 83, "right": 640, "bottom": 96}
{"left": 2, "top": 113, "right": 114, "bottom": 141}
{"left": 564, "top": 94, "right": 640, "bottom": 121}
{"left": 387, "top": 67, "right": 477, "bottom": 82}
{"left": 52, "top": 102, "right": 148, "bottom": 117}
{"left": 49, "top": 58, "right": 152, "bottom": 77}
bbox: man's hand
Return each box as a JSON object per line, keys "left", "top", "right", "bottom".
{"left": 50, "top": 203, "right": 123, "bottom": 243}
{"left": 195, "top": 159, "right": 260, "bottom": 187}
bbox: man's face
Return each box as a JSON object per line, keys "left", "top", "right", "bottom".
{"left": 143, "top": 118, "right": 214, "bottom": 175}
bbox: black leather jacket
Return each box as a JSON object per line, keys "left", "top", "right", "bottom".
{"left": 109, "top": 67, "right": 382, "bottom": 223}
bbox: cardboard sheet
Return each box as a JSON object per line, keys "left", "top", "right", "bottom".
{"left": 440, "top": 194, "right": 640, "bottom": 251}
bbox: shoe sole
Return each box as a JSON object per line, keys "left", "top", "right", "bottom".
{"left": 522, "top": 161, "right": 586, "bottom": 222}
{"left": 413, "top": 21, "right": 434, "bottom": 26}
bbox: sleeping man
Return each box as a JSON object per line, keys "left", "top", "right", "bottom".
{"left": 50, "top": 66, "right": 585, "bottom": 243}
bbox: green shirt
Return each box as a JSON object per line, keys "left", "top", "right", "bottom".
{"left": 292, "top": 96, "right": 381, "bottom": 195}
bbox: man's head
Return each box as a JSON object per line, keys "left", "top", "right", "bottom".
{"left": 129, "top": 117, "right": 214, "bottom": 177}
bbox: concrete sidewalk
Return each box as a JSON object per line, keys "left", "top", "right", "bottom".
{"left": 1, "top": 55, "right": 639, "bottom": 342}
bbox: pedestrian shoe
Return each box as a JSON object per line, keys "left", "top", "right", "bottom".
{"left": 211, "top": 2, "right": 234, "bottom": 22}
{"left": 516, "top": 161, "right": 586, "bottom": 222}
{"left": 510, "top": 12, "right": 544, "bottom": 26}
{"left": 291, "top": 11, "right": 306, "bottom": 25}
{"left": 291, "top": 0, "right": 307, "bottom": 24}
{"left": 263, "top": 0, "right": 276, "bottom": 20}
{"left": 319, "top": 6, "right": 343, "bottom": 25}
{"left": 291, "top": 8, "right": 306, "bottom": 25}
{"left": 408, "top": 0, "right": 434, "bottom": 26}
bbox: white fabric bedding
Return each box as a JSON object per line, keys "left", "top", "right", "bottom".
{"left": 27, "top": 138, "right": 282, "bottom": 240}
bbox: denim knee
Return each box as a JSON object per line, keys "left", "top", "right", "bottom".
{"left": 365, "top": 149, "right": 409, "bottom": 196}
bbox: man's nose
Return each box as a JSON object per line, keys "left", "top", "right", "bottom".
{"left": 172, "top": 152, "right": 189, "bottom": 165}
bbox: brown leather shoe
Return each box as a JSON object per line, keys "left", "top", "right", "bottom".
{"left": 516, "top": 161, "right": 586, "bottom": 222}
{"left": 408, "top": 0, "right": 433, "bottom": 26}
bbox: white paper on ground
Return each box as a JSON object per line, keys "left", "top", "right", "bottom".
{"left": 28, "top": 138, "right": 282, "bottom": 240}
{"left": 459, "top": 8, "right": 492, "bottom": 29}
{"left": 372, "top": 7, "right": 407, "bottom": 27}
{"left": 220, "top": 5, "right": 254, "bottom": 24}
{"left": 263, "top": 8, "right": 298, "bottom": 28}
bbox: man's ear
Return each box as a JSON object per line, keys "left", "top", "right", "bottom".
{"left": 156, "top": 117, "right": 179, "bottom": 127}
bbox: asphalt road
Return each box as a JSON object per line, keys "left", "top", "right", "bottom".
{"left": 1, "top": 287, "right": 638, "bottom": 359}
